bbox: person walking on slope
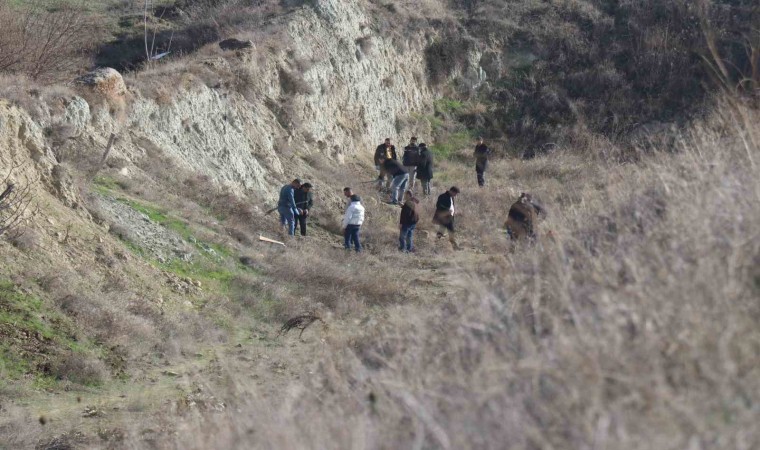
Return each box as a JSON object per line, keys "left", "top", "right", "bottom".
{"left": 399, "top": 191, "right": 420, "bottom": 253}
{"left": 402, "top": 137, "right": 420, "bottom": 190}
{"left": 416, "top": 142, "right": 433, "bottom": 196}
{"left": 374, "top": 138, "right": 397, "bottom": 190}
{"left": 474, "top": 136, "right": 491, "bottom": 187}
{"left": 342, "top": 194, "right": 365, "bottom": 252}
{"left": 505, "top": 192, "right": 546, "bottom": 242}
{"left": 294, "top": 182, "right": 313, "bottom": 236}
{"left": 433, "top": 186, "right": 461, "bottom": 250}
{"left": 381, "top": 156, "right": 409, "bottom": 205}
{"left": 278, "top": 178, "right": 302, "bottom": 236}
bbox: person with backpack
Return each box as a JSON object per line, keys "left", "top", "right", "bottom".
{"left": 294, "top": 182, "right": 313, "bottom": 236}
{"left": 342, "top": 194, "right": 365, "bottom": 252}
{"left": 402, "top": 136, "right": 420, "bottom": 189}
{"left": 433, "top": 186, "right": 461, "bottom": 250}
{"left": 374, "top": 138, "right": 397, "bottom": 190}
{"left": 416, "top": 142, "right": 433, "bottom": 196}
{"left": 473, "top": 136, "right": 491, "bottom": 187}
{"left": 381, "top": 156, "right": 409, "bottom": 205}
{"left": 278, "top": 178, "right": 302, "bottom": 236}
{"left": 399, "top": 191, "right": 420, "bottom": 253}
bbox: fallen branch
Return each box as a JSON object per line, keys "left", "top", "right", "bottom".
{"left": 259, "top": 234, "right": 285, "bottom": 246}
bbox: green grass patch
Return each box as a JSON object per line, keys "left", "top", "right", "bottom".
{"left": 434, "top": 98, "right": 466, "bottom": 115}
{"left": 430, "top": 130, "right": 475, "bottom": 160}
{"left": 93, "top": 175, "right": 120, "bottom": 194}
{"left": 0, "top": 281, "right": 102, "bottom": 385}
{"left": 119, "top": 198, "right": 194, "bottom": 240}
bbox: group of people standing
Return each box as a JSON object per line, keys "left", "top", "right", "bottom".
{"left": 337, "top": 184, "right": 460, "bottom": 253}
{"left": 277, "top": 179, "right": 313, "bottom": 237}
{"left": 374, "top": 136, "right": 436, "bottom": 202}
{"left": 275, "top": 135, "right": 542, "bottom": 253}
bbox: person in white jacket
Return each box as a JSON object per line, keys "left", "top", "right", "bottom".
{"left": 342, "top": 194, "right": 365, "bottom": 252}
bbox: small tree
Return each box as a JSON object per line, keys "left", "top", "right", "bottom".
{"left": 0, "top": 1, "right": 99, "bottom": 82}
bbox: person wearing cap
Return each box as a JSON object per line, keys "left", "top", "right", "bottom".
{"left": 416, "top": 142, "right": 433, "bottom": 196}
{"left": 433, "top": 186, "right": 461, "bottom": 249}
{"left": 473, "top": 137, "right": 491, "bottom": 187}
{"left": 341, "top": 194, "right": 365, "bottom": 252}
{"left": 402, "top": 136, "right": 420, "bottom": 189}
{"left": 381, "top": 156, "right": 409, "bottom": 205}
{"left": 294, "top": 182, "right": 313, "bottom": 236}
{"left": 374, "top": 138, "right": 397, "bottom": 190}
{"left": 278, "top": 178, "right": 302, "bottom": 236}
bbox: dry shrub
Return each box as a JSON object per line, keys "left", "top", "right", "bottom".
{"left": 46, "top": 351, "right": 109, "bottom": 385}
{"left": 0, "top": 1, "right": 102, "bottom": 82}
{"left": 7, "top": 228, "right": 41, "bottom": 251}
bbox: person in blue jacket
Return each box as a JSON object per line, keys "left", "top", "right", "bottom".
{"left": 278, "top": 178, "right": 302, "bottom": 236}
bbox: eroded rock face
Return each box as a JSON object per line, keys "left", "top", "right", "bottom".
{"left": 4, "top": 0, "right": 437, "bottom": 205}
{"left": 0, "top": 101, "right": 80, "bottom": 210}
{"left": 0, "top": 101, "right": 56, "bottom": 180}
{"left": 128, "top": 86, "right": 282, "bottom": 194}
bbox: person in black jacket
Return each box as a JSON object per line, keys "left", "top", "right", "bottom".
{"left": 473, "top": 137, "right": 491, "bottom": 187}
{"left": 382, "top": 157, "right": 409, "bottom": 204}
{"left": 402, "top": 137, "right": 420, "bottom": 189}
{"left": 416, "top": 143, "right": 433, "bottom": 196}
{"left": 433, "top": 186, "right": 461, "bottom": 249}
{"left": 374, "top": 138, "right": 396, "bottom": 190}
{"left": 294, "top": 183, "right": 314, "bottom": 236}
{"left": 398, "top": 191, "right": 420, "bottom": 252}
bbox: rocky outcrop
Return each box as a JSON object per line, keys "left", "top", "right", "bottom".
{"left": 3, "top": 0, "right": 437, "bottom": 204}
{"left": 75, "top": 68, "right": 127, "bottom": 100}
{"left": 219, "top": 39, "right": 253, "bottom": 51}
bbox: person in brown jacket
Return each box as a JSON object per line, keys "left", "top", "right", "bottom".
{"left": 398, "top": 191, "right": 420, "bottom": 252}
{"left": 505, "top": 192, "right": 546, "bottom": 241}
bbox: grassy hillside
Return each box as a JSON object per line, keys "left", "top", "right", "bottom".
{"left": 134, "top": 100, "right": 760, "bottom": 449}
{"left": 1, "top": 96, "right": 758, "bottom": 448}
{"left": 1, "top": 0, "right": 759, "bottom": 448}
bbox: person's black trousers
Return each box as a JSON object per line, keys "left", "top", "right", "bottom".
{"left": 296, "top": 214, "right": 308, "bottom": 236}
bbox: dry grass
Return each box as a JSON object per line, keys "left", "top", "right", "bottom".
{"left": 124, "top": 101, "right": 760, "bottom": 449}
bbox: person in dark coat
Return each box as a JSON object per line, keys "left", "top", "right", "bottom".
{"left": 473, "top": 137, "right": 491, "bottom": 187}
{"left": 294, "top": 183, "right": 313, "bottom": 236}
{"left": 277, "top": 178, "right": 302, "bottom": 236}
{"left": 505, "top": 192, "right": 546, "bottom": 241}
{"left": 374, "top": 138, "right": 397, "bottom": 190}
{"left": 416, "top": 143, "right": 433, "bottom": 196}
{"left": 402, "top": 137, "right": 420, "bottom": 189}
{"left": 398, "top": 191, "right": 420, "bottom": 252}
{"left": 433, "top": 186, "right": 461, "bottom": 249}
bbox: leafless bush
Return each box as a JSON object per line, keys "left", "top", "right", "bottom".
{"left": 0, "top": 1, "right": 101, "bottom": 82}
{"left": 47, "top": 351, "right": 109, "bottom": 385}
